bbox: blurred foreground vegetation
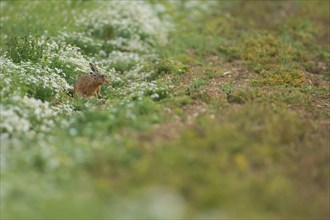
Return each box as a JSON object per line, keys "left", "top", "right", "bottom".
{"left": 1, "top": 0, "right": 329, "bottom": 219}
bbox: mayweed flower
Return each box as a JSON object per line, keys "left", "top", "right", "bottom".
{"left": 1, "top": 96, "right": 73, "bottom": 143}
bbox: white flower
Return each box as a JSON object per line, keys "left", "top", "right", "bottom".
{"left": 151, "top": 93, "right": 159, "bottom": 99}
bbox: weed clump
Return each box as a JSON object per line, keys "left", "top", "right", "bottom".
{"left": 257, "top": 67, "right": 307, "bottom": 87}
{"left": 146, "top": 59, "right": 188, "bottom": 80}
{"left": 6, "top": 35, "right": 48, "bottom": 63}
{"left": 89, "top": 24, "right": 115, "bottom": 41}
{"left": 243, "top": 34, "right": 308, "bottom": 87}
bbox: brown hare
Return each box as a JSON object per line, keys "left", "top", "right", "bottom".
{"left": 73, "top": 63, "right": 110, "bottom": 98}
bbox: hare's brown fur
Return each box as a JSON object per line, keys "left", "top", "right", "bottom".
{"left": 73, "top": 63, "right": 109, "bottom": 97}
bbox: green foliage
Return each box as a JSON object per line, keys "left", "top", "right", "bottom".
{"left": 64, "top": 36, "right": 102, "bottom": 56}
{"left": 0, "top": 1, "right": 91, "bottom": 41}
{"left": 282, "top": 18, "right": 316, "bottom": 45}
{"left": 89, "top": 24, "right": 115, "bottom": 41}
{"left": 109, "top": 61, "right": 138, "bottom": 73}
{"left": 27, "top": 84, "right": 55, "bottom": 102}
{"left": 5, "top": 35, "right": 48, "bottom": 63}
{"left": 71, "top": 97, "right": 162, "bottom": 135}
{"left": 146, "top": 59, "right": 188, "bottom": 80}
{"left": 187, "top": 78, "right": 207, "bottom": 95}
{"left": 47, "top": 57, "right": 79, "bottom": 85}
{"left": 220, "top": 83, "right": 234, "bottom": 94}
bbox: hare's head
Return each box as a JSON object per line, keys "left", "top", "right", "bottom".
{"left": 89, "top": 63, "right": 110, "bottom": 85}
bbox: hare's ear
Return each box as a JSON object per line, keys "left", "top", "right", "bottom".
{"left": 89, "top": 63, "right": 100, "bottom": 74}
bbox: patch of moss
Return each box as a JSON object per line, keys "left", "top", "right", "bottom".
{"left": 242, "top": 34, "right": 309, "bottom": 87}
{"left": 243, "top": 34, "right": 305, "bottom": 68}
{"left": 226, "top": 86, "right": 310, "bottom": 107}
{"left": 257, "top": 66, "right": 308, "bottom": 87}
{"left": 146, "top": 59, "right": 188, "bottom": 80}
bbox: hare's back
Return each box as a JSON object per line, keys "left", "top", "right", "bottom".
{"left": 74, "top": 75, "right": 95, "bottom": 86}
{"left": 74, "top": 74, "right": 103, "bottom": 96}
{"left": 75, "top": 74, "right": 93, "bottom": 83}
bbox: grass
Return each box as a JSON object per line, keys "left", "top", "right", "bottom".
{"left": 1, "top": 0, "right": 329, "bottom": 219}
